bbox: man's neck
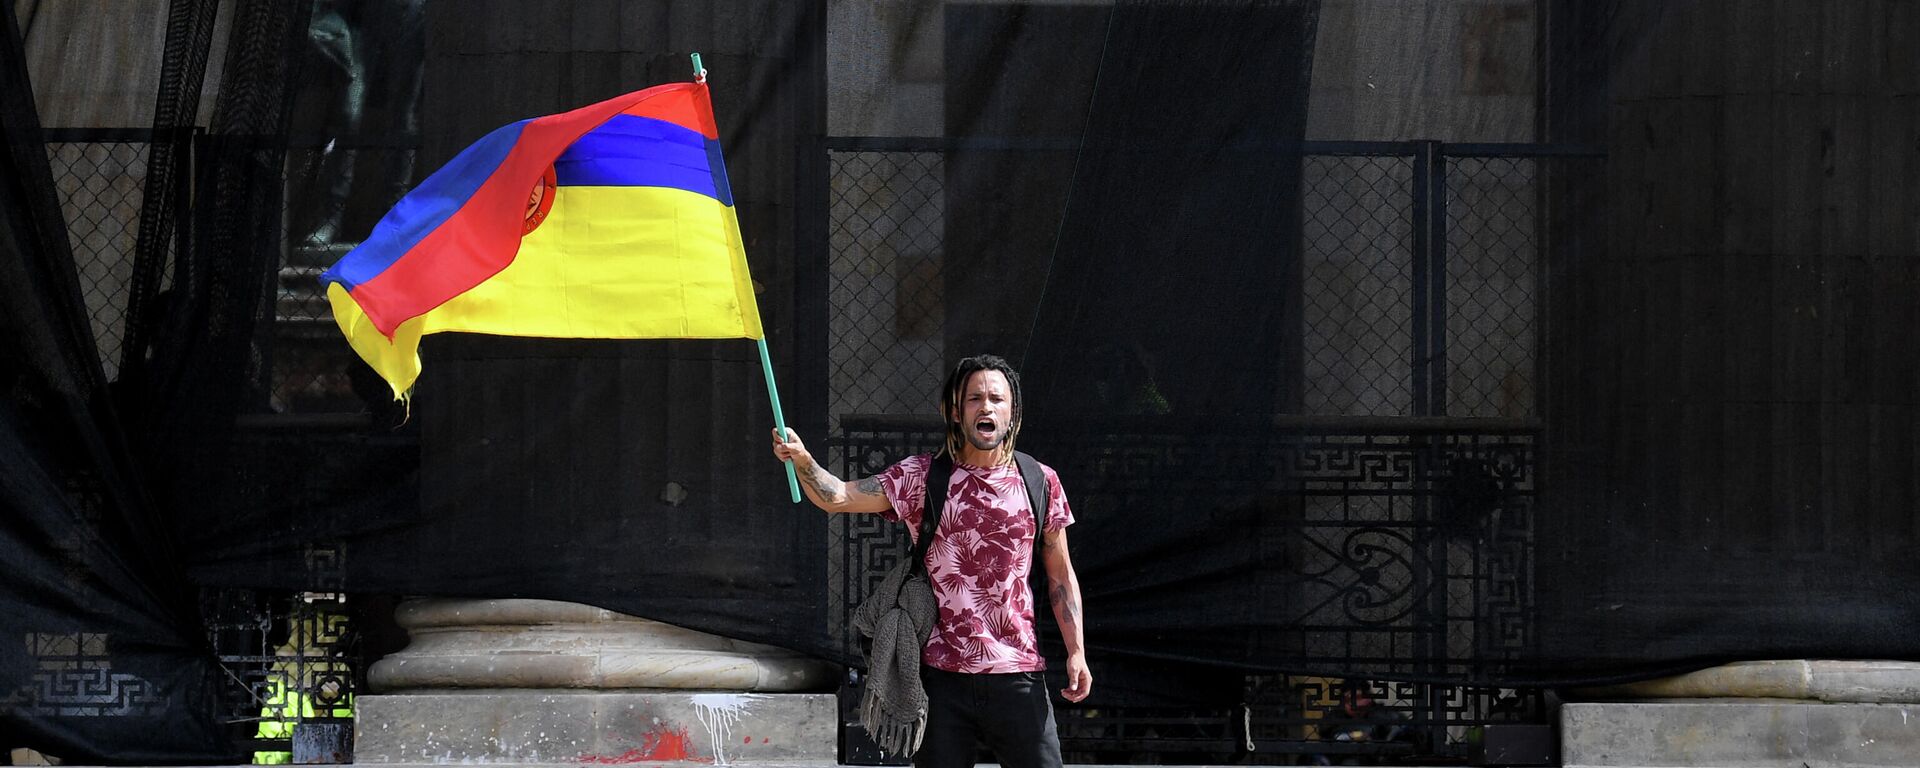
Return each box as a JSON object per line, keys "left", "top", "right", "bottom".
{"left": 955, "top": 445, "right": 1009, "bottom": 468}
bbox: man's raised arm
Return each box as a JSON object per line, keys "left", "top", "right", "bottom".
{"left": 770, "top": 428, "right": 892, "bottom": 514}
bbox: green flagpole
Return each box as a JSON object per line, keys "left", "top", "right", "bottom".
{"left": 698, "top": 51, "right": 800, "bottom": 504}
{"left": 759, "top": 337, "right": 803, "bottom": 503}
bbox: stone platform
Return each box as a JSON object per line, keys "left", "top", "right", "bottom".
{"left": 356, "top": 692, "right": 837, "bottom": 765}
{"left": 1562, "top": 700, "right": 1920, "bottom": 767}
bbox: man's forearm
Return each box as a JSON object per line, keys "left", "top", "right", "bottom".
{"left": 792, "top": 453, "right": 850, "bottom": 508}
{"left": 1049, "top": 571, "right": 1085, "bottom": 656}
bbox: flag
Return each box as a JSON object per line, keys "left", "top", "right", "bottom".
{"left": 321, "top": 81, "right": 763, "bottom": 399}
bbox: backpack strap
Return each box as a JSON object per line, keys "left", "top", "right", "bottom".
{"left": 1013, "top": 451, "right": 1053, "bottom": 629}
{"left": 915, "top": 453, "right": 953, "bottom": 576}
{"left": 1013, "top": 451, "right": 1049, "bottom": 549}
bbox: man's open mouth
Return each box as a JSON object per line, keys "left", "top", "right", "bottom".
{"left": 974, "top": 419, "right": 997, "bottom": 436}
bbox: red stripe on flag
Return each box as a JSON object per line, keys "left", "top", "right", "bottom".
{"left": 349, "top": 82, "right": 709, "bottom": 337}
{"left": 621, "top": 84, "right": 719, "bottom": 139}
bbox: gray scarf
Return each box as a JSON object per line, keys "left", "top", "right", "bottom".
{"left": 851, "top": 553, "right": 938, "bottom": 756}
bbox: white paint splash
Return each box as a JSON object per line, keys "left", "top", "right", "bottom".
{"left": 691, "top": 693, "right": 765, "bottom": 766}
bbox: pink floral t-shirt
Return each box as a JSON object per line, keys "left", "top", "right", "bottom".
{"left": 876, "top": 453, "right": 1074, "bottom": 674}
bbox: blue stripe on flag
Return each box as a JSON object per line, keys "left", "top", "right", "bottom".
{"left": 554, "top": 115, "right": 719, "bottom": 201}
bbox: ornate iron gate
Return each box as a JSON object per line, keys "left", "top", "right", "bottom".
{"left": 822, "top": 138, "right": 1599, "bottom": 761}
{"left": 834, "top": 415, "right": 1541, "bottom": 761}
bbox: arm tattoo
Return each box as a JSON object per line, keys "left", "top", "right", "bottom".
{"left": 802, "top": 461, "right": 840, "bottom": 499}
{"left": 1050, "top": 580, "right": 1080, "bottom": 626}
{"left": 855, "top": 476, "right": 882, "bottom": 496}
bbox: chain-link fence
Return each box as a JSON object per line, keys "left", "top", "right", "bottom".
{"left": 1301, "top": 153, "right": 1416, "bottom": 417}
{"left": 1445, "top": 155, "right": 1543, "bottom": 419}
{"left": 822, "top": 141, "right": 1586, "bottom": 424}
{"left": 42, "top": 130, "right": 410, "bottom": 415}
{"left": 1297, "top": 141, "right": 1574, "bottom": 420}
{"left": 826, "top": 148, "right": 947, "bottom": 435}
{"left": 44, "top": 130, "right": 161, "bottom": 383}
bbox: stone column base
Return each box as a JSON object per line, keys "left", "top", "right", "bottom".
{"left": 358, "top": 599, "right": 840, "bottom": 764}
{"left": 355, "top": 691, "right": 836, "bottom": 764}
{"left": 1573, "top": 660, "right": 1920, "bottom": 704}
{"left": 369, "top": 599, "right": 836, "bottom": 692}
{"left": 1563, "top": 661, "right": 1920, "bottom": 767}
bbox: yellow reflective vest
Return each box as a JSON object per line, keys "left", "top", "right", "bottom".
{"left": 252, "top": 677, "right": 354, "bottom": 765}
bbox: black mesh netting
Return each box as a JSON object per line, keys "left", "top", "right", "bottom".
{"left": 1, "top": 1, "right": 233, "bottom": 761}
{"left": 5, "top": 0, "right": 1919, "bottom": 761}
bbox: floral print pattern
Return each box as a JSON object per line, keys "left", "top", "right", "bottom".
{"left": 878, "top": 454, "right": 1074, "bottom": 673}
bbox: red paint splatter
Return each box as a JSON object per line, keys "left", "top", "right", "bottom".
{"left": 579, "top": 725, "right": 707, "bottom": 763}
{"left": 760, "top": 737, "right": 769, "bottom": 744}
{"left": 743, "top": 736, "right": 752, "bottom": 744}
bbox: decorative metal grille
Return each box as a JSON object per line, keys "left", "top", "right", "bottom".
{"left": 828, "top": 417, "right": 947, "bottom": 652}
{"left": 1053, "top": 680, "right": 1541, "bottom": 760}
{"left": 19, "top": 632, "right": 167, "bottom": 718}
{"left": 200, "top": 588, "right": 358, "bottom": 759}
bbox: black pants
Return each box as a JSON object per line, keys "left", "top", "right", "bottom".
{"left": 915, "top": 666, "right": 1063, "bottom": 768}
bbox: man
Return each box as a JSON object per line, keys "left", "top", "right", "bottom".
{"left": 771, "top": 354, "right": 1090, "bottom": 768}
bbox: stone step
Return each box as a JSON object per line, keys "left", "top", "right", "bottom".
{"left": 356, "top": 692, "right": 837, "bottom": 765}
{"left": 1562, "top": 700, "right": 1920, "bottom": 767}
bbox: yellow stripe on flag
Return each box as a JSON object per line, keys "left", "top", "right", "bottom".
{"left": 329, "top": 185, "right": 763, "bottom": 399}
{"left": 424, "top": 186, "right": 762, "bottom": 339}
{"left": 329, "top": 282, "right": 427, "bottom": 398}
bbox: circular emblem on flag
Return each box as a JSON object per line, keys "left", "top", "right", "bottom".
{"left": 524, "top": 166, "right": 557, "bottom": 234}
